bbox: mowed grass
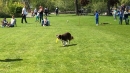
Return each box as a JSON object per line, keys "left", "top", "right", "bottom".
{"left": 0, "top": 14, "right": 130, "bottom": 73}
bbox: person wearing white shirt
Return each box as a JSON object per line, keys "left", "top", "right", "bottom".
{"left": 35, "top": 12, "right": 39, "bottom": 22}
{"left": 8, "top": 15, "right": 16, "bottom": 27}
{"left": 34, "top": 8, "right": 37, "bottom": 15}
{"left": 21, "top": 5, "right": 27, "bottom": 23}
{"left": 113, "top": 9, "right": 117, "bottom": 21}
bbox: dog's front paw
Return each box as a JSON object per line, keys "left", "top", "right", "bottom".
{"left": 63, "top": 44, "right": 66, "bottom": 47}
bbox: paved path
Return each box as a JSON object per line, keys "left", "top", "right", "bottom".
{"left": 26, "top": 13, "right": 33, "bottom": 17}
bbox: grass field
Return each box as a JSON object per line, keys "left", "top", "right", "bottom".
{"left": 0, "top": 14, "right": 130, "bottom": 73}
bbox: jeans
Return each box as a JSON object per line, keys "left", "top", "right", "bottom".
{"left": 119, "top": 17, "right": 123, "bottom": 25}
{"left": 41, "top": 20, "right": 50, "bottom": 26}
{"left": 39, "top": 14, "right": 43, "bottom": 23}
{"left": 124, "top": 18, "right": 129, "bottom": 25}
{"left": 21, "top": 14, "right": 27, "bottom": 23}
{"left": 113, "top": 14, "right": 117, "bottom": 20}
{"left": 96, "top": 18, "right": 99, "bottom": 24}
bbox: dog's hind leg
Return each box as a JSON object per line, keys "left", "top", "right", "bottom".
{"left": 62, "top": 41, "right": 66, "bottom": 46}
{"left": 67, "top": 40, "right": 70, "bottom": 44}
{"left": 65, "top": 41, "right": 68, "bottom": 45}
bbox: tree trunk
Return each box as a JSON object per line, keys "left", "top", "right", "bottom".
{"left": 75, "top": 0, "right": 79, "bottom": 15}
{"left": 107, "top": 0, "right": 111, "bottom": 15}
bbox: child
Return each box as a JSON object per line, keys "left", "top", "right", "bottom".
{"left": 95, "top": 11, "right": 99, "bottom": 26}
{"left": 43, "top": 17, "right": 48, "bottom": 26}
{"left": 35, "top": 12, "right": 39, "bottom": 22}
{"left": 1, "top": 17, "right": 8, "bottom": 27}
{"left": 118, "top": 9, "right": 123, "bottom": 25}
{"left": 113, "top": 8, "right": 117, "bottom": 21}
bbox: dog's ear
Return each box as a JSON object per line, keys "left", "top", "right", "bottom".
{"left": 56, "top": 35, "right": 58, "bottom": 37}
{"left": 56, "top": 35, "right": 62, "bottom": 39}
{"left": 56, "top": 35, "right": 60, "bottom": 38}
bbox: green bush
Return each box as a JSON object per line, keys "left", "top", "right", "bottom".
{"left": 15, "top": 7, "right": 23, "bottom": 17}
{"left": 0, "top": 12, "right": 11, "bottom": 18}
{"left": 14, "top": 13, "right": 22, "bottom": 17}
{"left": 2, "top": 1, "right": 24, "bottom": 17}
{"left": 16, "top": 7, "right": 22, "bottom": 13}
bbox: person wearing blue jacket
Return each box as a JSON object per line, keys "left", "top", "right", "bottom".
{"left": 95, "top": 11, "right": 99, "bottom": 26}
{"left": 118, "top": 9, "right": 123, "bottom": 25}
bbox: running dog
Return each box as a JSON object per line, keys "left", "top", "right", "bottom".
{"left": 56, "top": 32, "right": 74, "bottom": 46}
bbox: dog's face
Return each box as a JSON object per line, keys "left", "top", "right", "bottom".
{"left": 56, "top": 35, "right": 62, "bottom": 40}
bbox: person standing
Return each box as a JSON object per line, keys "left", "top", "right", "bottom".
{"left": 21, "top": 5, "right": 27, "bottom": 23}
{"left": 55, "top": 7, "right": 59, "bottom": 16}
{"left": 113, "top": 8, "right": 117, "bottom": 21}
{"left": 38, "top": 6, "right": 44, "bottom": 23}
{"left": 95, "top": 11, "right": 99, "bottom": 26}
{"left": 44, "top": 7, "right": 48, "bottom": 16}
{"left": 35, "top": 12, "right": 39, "bottom": 22}
{"left": 118, "top": 9, "right": 123, "bottom": 25}
{"left": 124, "top": 8, "right": 129, "bottom": 25}
{"left": 34, "top": 8, "right": 37, "bottom": 16}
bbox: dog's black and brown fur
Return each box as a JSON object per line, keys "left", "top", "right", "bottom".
{"left": 56, "top": 32, "right": 74, "bottom": 46}
{"left": 100, "top": 22, "right": 111, "bottom": 25}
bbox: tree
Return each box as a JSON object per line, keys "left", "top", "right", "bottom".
{"left": 91, "top": 2, "right": 107, "bottom": 13}
{"left": 30, "top": 0, "right": 74, "bottom": 12}
{"left": 107, "top": 0, "right": 120, "bottom": 15}
{"left": 75, "top": 0, "right": 78, "bottom": 15}
{"left": 6, "top": 1, "right": 23, "bottom": 15}
{"left": 90, "top": 0, "right": 120, "bottom": 15}
{"left": 80, "top": 0, "right": 89, "bottom": 6}
{"left": 120, "top": 0, "right": 130, "bottom": 5}
{"left": 0, "top": 0, "right": 3, "bottom": 12}
{"left": 109, "top": 0, "right": 120, "bottom": 7}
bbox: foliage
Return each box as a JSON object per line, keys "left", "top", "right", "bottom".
{"left": 0, "top": 12, "right": 11, "bottom": 18}
{"left": 29, "top": 0, "right": 75, "bottom": 12}
{"left": 80, "top": 0, "right": 90, "bottom": 6}
{"left": 120, "top": 0, "right": 130, "bottom": 5}
{"left": 89, "top": 0, "right": 120, "bottom": 15}
{"left": 91, "top": 2, "right": 107, "bottom": 13}
{"left": 29, "top": 0, "right": 55, "bottom": 12}
{"left": 29, "top": 0, "right": 45, "bottom": 8}
{"left": 108, "top": 0, "right": 120, "bottom": 7}
{"left": 0, "top": 0, "right": 3, "bottom": 12}
{"left": 56, "top": 0, "right": 75, "bottom": 12}
{"left": 0, "top": 0, "right": 23, "bottom": 17}
{"left": 16, "top": 7, "right": 23, "bottom": 13}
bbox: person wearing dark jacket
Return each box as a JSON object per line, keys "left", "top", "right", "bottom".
{"left": 38, "top": 6, "right": 44, "bottom": 23}
{"left": 124, "top": 8, "right": 129, "bottom": 25}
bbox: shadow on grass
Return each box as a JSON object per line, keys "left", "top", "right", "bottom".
{"left": 0, "top": 58, "right": 23, "bottom": 62}
{"left": 60, "top": 44, "right": 77, "bottom": 47}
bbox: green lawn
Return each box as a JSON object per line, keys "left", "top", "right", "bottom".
{"left": 0, "top": 14, "right": 130, "bottom": 73}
